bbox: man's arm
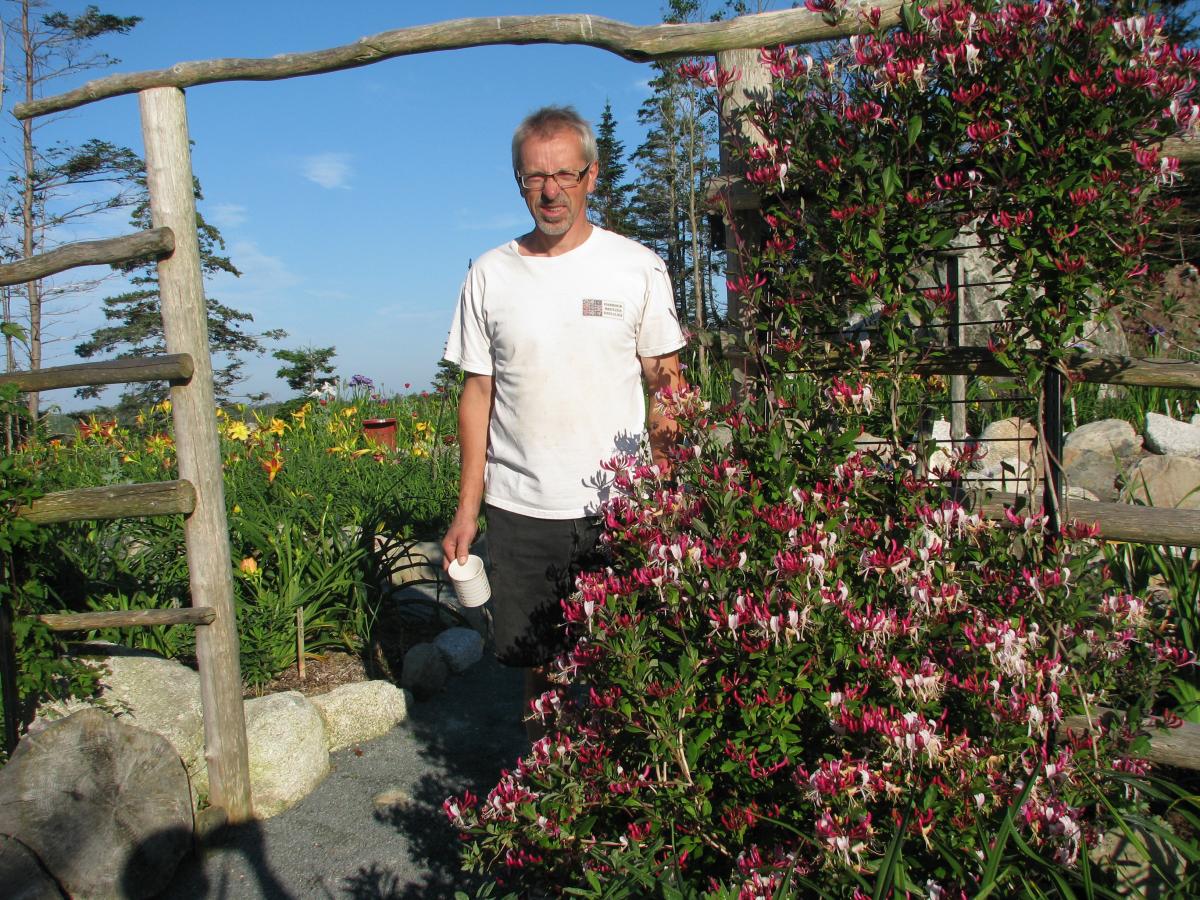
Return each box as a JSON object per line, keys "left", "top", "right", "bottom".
{"left": 641, "top": 352, "right": 684, "bottom": 471}
{"left": 442, "top": 372, "right": 494, "bottom": 568}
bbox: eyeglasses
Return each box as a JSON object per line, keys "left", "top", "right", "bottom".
{"left": 515, "top": 164, "right": 592, "bottom": 191}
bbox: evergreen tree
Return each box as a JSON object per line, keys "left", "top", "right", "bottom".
{"left": 75, "top": 184, "right": 286, "bottom": 414}
{"left": 589, "top": 100, "right": 634, "bottom": 234}
{"left": 1, "top": 1, "right": 144, "bottom": 417}
{"left": 273, "top": 345, "right": 337, "bottom": 395}
{"left": 631, "top": 0, "right": 720, "bottom": 335}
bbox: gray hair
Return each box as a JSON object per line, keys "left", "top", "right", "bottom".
{"left": 511, "top": 105, "right": 598, "bottom": 173}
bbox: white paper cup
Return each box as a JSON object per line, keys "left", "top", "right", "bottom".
{"left": 447, "top": 554, "right": 491, "bottom": 608}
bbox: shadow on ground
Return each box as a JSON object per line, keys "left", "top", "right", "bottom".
{"left": 158, "top": 654, "right": 527, "bottom": 899}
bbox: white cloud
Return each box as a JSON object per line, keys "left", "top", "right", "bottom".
{"left": 210, "top": 240, "right": 301, "bottom": 302}
{"left": 209, "top": 202, "right": 248, "bottom": 229}
{"left": 301, "top": 153, "right": 353, "bottom": 189}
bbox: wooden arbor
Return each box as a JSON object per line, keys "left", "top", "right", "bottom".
{"left": 2, "top": 5, "right": 910, "bottom": 824}
{"left": 6, "top": 4, "right": 1200, "bottom": 825}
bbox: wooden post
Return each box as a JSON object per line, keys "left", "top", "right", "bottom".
{"left": 139, "top": 86, "right": 252, "bottom": 822}
{"left": 946, "top": 255, "right": 968, "bottom": 448}
{"left": 717, "top": 48, "right": 772, "bottom": 398}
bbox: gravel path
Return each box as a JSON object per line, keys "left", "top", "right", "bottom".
{"left": 165, "top": 656, "right": 527, "bottom": 899}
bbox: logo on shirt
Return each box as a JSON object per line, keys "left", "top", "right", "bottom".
{"left": 582, "top": 298, "right": 624, "bottom": 320}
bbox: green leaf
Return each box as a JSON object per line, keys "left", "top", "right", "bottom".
{"left": 868, "top": 229, "right": 885, "bottom": 253}
{"left": 980, "top": 774, "right": 1039, "bottom": 889}
{"left": 907, "top": 115, "right": 923, "bottom": 149}
{"left": 872, "top": 807, "right": 909, "bottom": 900}
{"left": 929, "top": 227, "right": 957, "bottom": 249}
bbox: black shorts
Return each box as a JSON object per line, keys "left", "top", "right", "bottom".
{"left": 484, "top": 504, "right": 605, "bottom": 668}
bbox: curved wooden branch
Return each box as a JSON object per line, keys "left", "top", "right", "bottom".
{"left": 0, "top": 228, "right": 174, "bottom": 287}
{"left": 14, "top": 4, "right": 902, "bottom": 120}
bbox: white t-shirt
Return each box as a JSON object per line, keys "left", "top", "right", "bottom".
{"left": 444, "top": 226, "right": 685, "bottom": 519}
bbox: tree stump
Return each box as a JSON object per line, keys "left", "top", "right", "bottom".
{"left": 0, "top": 709, "right": 193, "bottom": 899}
{"left": 0, "top": 834, "right": 64, "bottom": 899}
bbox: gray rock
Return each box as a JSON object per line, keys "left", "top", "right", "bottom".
{"left": 0, "top": 834, "right": 65, "bottom": 899}
{"left": 1066, "top": 417, "right": 1142, "bottom": 458}
{"left": 32, "top": 645, "right": 206, "bottom": 803}
{"left": 0, "top": 709, "right": 192, "bottom": 899}
{"left": 377, "top": 537, "right": 442, "bottom": 587}
{"left": 433, "top": 627, "right": 484, "bottom": 674}
{"left": 976, "top": 417, "right": 1037, "bottom": 468}
{"left": 1145, "top": 412, "right": 1200, "bottom": 458}
{"left": 1123, "top": 455, "right": 1200, "bottom": 509}
{"left": 189, "top": 691, "right": 329, "bottom": 819}
{"left": 310, "top": 681, "right": 411, "bottom": 753}
{"left": 1091, "top": 816, "right": 1184, "bottom": 898}
{"left": 243, "top": 692, "right": 329, "bottom": 818}
{"left": 1066, "top": 485, "right": 1100, "bottom": 502}
{"left": 1064, "top": 419, "right": 1143, "bottom": 500}
{"left": 373, "top": 788, "right": 413, "bottom": 813}
{"left": 927, "top": 418, "right": 953, "bottom": 447}
{"left": 401, "top": 643, "right": 449, "bottom": 699}
{"left": 967, "top": 456, "right": 1032, "bottom": 494}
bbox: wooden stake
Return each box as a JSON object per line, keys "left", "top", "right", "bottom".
{"left": 297, "top": 607, "right": 306, "bottom": 682}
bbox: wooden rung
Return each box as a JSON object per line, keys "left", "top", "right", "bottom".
{"left": 978, "top": 491, "right": 1200, "bottom": 548}
{"left": 1063, "top": 713, "right": 1200, "bottom": 771}
{"left": 37, "top": 607, "right": 215, "bottom": 632}
{"left": 0, "top": 227, "right": 174, "bottom": 287}
{"left": 908, "top": 348, "right": 1200, "bottom": 390}
{"left": 17, "top": 480, "right": 196, "bottom": 525}
{"left": 0, "top": 354, "right": 193, "bottom": 393}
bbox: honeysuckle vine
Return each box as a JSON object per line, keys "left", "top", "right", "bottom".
{"left": 448, "top": 3, "right": 1199, "bottom": 897}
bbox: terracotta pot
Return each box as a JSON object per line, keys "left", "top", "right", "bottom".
{"left": 362, "top": 417, "right": 397, "bottom": 450}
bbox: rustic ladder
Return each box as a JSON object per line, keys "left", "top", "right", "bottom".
{"left": 0, "top": 87, "right": 252, "bottom": 823}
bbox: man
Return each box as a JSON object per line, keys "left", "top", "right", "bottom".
{"left": 441, "top": 105, "right": 685, "bottom": 738}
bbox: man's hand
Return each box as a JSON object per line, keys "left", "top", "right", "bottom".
{"left": 442, "top": 510, "right": 479, "bottom": 569}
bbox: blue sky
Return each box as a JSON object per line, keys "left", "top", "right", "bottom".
{"left": 19, "top": 1, "right": 699, "bottom": 408}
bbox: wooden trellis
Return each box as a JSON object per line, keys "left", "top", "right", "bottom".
{"left": 2, "top": 6, "right": 1199, "bottom": 826}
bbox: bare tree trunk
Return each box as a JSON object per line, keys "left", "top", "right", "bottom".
{"left": 663, "top": 95, "right": 684, "bottom": 323}
{"left": 20, "top": 0, "right": 41, "bottom": 419}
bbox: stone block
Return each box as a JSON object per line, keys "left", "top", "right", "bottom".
{"left": 433, "top": 627, "right": 484, "bottom": 674}
{"left": 310, "top": 681, "right": 411, "bottom": 753}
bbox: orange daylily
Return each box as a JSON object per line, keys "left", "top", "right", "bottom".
{"left": 261, "top": 452, "right": 283, "bottom": 482}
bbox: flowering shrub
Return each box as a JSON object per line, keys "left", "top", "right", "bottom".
{"left": 448, "top": 2, "right": 1200, "bottom": 896}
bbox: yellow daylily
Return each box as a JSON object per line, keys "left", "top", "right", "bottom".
{"left": 413, "top": 420, "right": 432, "bottom": 434}
{"left": 266, "top": 417, "right": 287, "bottom": 436}
{"left": 341, "top": 406, "right": 358, "bottom": 418}
{"left": 226, "top": 421, "right": 251, "bottom": 442}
